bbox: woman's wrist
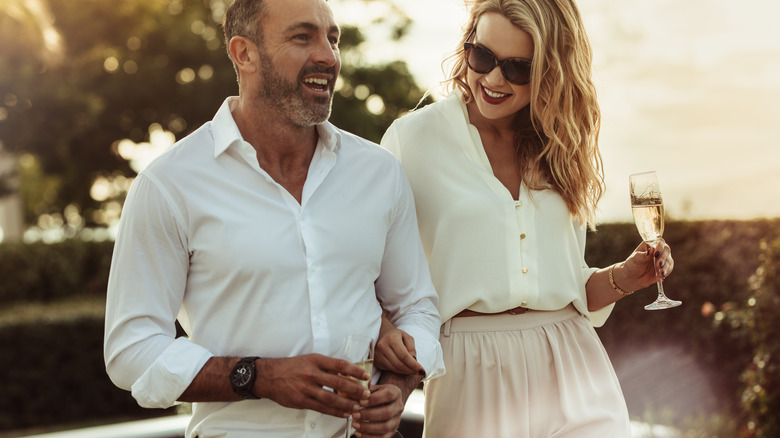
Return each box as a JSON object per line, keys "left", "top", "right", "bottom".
{"left": 609, "top": 263, "right": 634, "bottom": 297}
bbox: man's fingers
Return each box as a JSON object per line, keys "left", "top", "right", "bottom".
{"left": 281, "top": 387, "right": 356, "bottom": 418}
{"left": 352, "top": 417, "right": 398, "bottom": 438}
{"left": 352, "top": 385, "right": 403, "bottom": 436}
{"left": 325, "top": 374, "right": 371, "bottom": 402}
{"left": 328, "top": 357, "right": 371, "bottom": 380}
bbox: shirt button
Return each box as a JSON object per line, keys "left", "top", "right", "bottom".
{"left": 522, "top": 268, "right": 528, "bottom": 274}
{"left": 310, "top": 422, "right": 316, "bottom": 429}
{"left": 520, "top": 233, "right": 526, "bottom": 239}
{"left": 521, "top": 301, "right": 528, "bottom": 306}
{"left": 515, "top": 200, "right": 523, "bottom": 207}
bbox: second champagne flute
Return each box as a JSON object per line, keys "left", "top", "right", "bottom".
{"left": 629, "top": 171, "right": 682, "bottom": 310}
{"left": 338, "top": 335, "right": 374, "bottom": 438}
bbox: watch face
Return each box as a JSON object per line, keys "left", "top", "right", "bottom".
{"left": 232, "top": 363, "right": 253, "bottom": 387}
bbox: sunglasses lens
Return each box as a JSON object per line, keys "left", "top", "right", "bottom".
{"left": 467, "top": 44, "right": 531, "bottom": 85}
{"left": 502, "top": 61, "right": 531, "bottom": 85}
{"left": 467, "top": 46, "right": 496, "bottom": 74}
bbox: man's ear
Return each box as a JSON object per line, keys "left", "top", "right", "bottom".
{"left": 229, "top": 36, "right": 259, "bottom": 74}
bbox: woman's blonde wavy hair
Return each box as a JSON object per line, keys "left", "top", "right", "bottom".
{"left": 444, "top": 0, "right": 604, "bottom": 228}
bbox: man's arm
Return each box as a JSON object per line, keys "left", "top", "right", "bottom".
{"left": 104, "top": 176, "right": 208, "bottom": 409}
{"left": 178, "top": 355, "right": 372, "bottom": 419}
{"left": 375, "top": 371, "right": 423, "bottom": 407}
{"left": 105, "top": 176, "right": 373, "bottom": 417}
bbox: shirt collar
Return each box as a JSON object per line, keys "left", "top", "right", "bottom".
{"left": 212, "top": 97, "right": 244, "bottom": 158}
{"left": 211, "top": 96, "right": 343, "bottom": 157}
{"left": 315, "top": 120, "right": 342, "bottom": 154}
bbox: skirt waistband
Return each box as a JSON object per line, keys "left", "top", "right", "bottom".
{"left": 442, "top": 304, "right": 582, "bottom": 336}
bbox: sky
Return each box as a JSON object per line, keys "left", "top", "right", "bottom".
{"left": 334, "top": 0, "right": 780, "bottom": 223}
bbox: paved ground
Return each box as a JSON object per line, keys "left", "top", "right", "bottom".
{"left": 611, "top": 345, "right": 719, "bottom": 422}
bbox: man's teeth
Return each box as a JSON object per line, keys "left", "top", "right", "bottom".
{"left": 304, "top": 78, "right": 328, "bottom": 87}
{"left": 484, "top": 87, "right": 508, "bottom": 99}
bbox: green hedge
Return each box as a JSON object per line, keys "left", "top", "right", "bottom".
{"left": 0, "top": 310, "right": 175, "bottom": 433}
{"left": 0, "top": 220, "right": 778, "bottom": 434}
{"left": 0, "top": 240, "right": 114, "bottom": 304}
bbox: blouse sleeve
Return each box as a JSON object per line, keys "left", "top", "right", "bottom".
{"left": 578, "top": 222, "right": 614, "bottom": 327}
{"left": 380, "top": 121, "right": 402, "bottom": 162}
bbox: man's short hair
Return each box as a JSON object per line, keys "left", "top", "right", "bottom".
{"left": 223, "top": 0, "right": 268, "bottom": 49}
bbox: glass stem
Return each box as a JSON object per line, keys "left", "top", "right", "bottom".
{"left": 653, "top": 255, "right": 668, "bottom": 300}
{"left": 655, "top": 279, "right": 667, "bottom": 299}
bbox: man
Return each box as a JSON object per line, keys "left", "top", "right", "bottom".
{"left": 103, "top": 0, "right": 444, "bottom": 436}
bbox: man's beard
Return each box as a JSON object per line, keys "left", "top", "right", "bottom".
{"left": 257, "top": 51, "right": 336, "bottom": 128}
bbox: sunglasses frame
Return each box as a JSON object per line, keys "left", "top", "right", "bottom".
{"left": 463, "top": 30, "right": 532, "bottom": 86}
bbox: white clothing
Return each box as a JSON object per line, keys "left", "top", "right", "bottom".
{"left": 380, "top": 91, "right": 613, "bottom": 325}
{"left": 424, "top": 306, "right": 631, "bottom": 438}
{"left": 104, "top": 97, "right": 445, "bottom": 438}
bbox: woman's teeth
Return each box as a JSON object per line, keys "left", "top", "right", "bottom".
{"left": 483, "top": 86, "right": 509, "bottom": 99}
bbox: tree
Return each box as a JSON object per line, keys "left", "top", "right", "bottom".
{"left": 0, "top": 0, "right": 432, "bottom": 232}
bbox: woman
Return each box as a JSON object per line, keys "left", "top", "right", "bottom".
{"left": 375, "top": 0, "right": 675, "bottom": 436}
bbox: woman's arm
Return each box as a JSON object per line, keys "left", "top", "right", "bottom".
{"left": 586, "top": 240, "right": 675, "bottom": 311}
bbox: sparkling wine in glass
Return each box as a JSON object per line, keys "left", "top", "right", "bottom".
{"left": 338, "top": 335, "right": 374, "bottom": 438}
{"left": 629, "top": 171, "right": 681, "bottom": 310}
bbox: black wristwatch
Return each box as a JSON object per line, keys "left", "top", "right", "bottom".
{"left": 230, "top": 356, "right": 260, "bottom": 399}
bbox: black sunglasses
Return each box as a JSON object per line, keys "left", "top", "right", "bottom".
{"left": 463, "top": 30, "right": 532, "bottom": 86}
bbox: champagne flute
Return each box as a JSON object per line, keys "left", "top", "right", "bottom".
{"left": 629, "top": 171, "right": 681, "bottom": 310}
{"left": 338, "top": 334, "right": 374, "bottom": 438}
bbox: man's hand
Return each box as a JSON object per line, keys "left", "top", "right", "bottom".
{"left": 255, "top": 354, "right": 371, "bottom": 418}
{"left": 351, "top": 372, "right": 423, "bottom": 438}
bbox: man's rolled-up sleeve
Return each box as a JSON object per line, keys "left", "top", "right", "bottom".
{"left": 104, "top": 175, "right": 213, "bottom": 408}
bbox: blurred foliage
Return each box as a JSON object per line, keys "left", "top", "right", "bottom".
{"left": 0, "top": 239, "right": 113, "bottom": 304}
{"left": 710, "top": 236, "right": 780, "bottom": 438}
{"left": 0, "top": 0, "right": 432, "bottom": 229}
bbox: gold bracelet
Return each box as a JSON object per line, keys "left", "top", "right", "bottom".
{"left": 609, "top": 264, "right": 633, "bottom": 296}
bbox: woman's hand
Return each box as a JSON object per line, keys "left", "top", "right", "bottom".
{"left": 374, "top": 313, "right": 425, "bottom": 376}
{"left": 620, "top": 239, "right": 674, "bottom": 291}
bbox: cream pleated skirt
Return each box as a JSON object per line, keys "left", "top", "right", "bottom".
{"left": 423, "top": 305, "right": 631, "bottom": 438}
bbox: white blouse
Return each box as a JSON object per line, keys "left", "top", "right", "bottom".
{"left": 381, "top": 91, "right": 613, "bottom": 326}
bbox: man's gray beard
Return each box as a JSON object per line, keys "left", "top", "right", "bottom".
{"left": 257, "top": 52, "right": 334, "bottom": 127}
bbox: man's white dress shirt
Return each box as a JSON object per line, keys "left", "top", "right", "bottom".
{"left": 104, "top": 97, "right": 445, "bottom": 438}
{"left": 381, "top": 90, "right": 614, "bottom": 326}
